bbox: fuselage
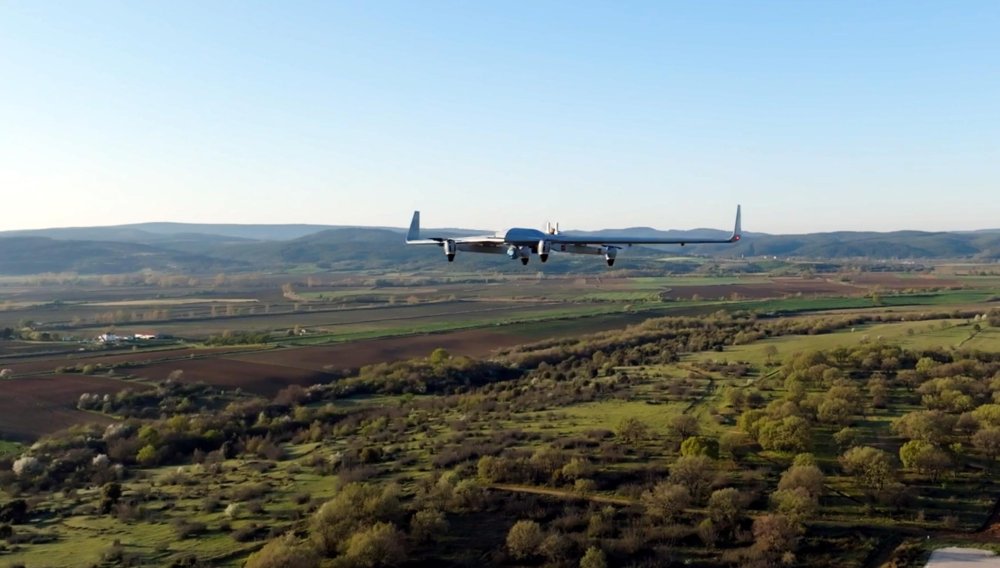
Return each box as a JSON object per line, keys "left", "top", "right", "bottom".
{"left": 503, "top": 227, "right": 549, "bottom": 244}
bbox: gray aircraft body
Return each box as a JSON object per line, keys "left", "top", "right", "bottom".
{"left": 406, "top": 206, "right": 741, "bottom": 266}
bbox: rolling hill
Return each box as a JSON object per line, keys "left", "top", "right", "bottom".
{"left": 0, "top": 222, "right": 997, "bottom": 275}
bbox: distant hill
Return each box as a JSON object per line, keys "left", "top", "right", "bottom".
{"left": 0, "top": 236, "right": 248, "bottom": 275}
{"left": 0, "top": 221, "right": 998, "bottom": 275}
{"left": 3, "top": 223, "right": 345, "bottom": 242}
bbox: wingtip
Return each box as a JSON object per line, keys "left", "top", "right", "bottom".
{"left": 732, "top": 204, "right": 742, "bottom": 241}
{"left": 407, "top": 211, "right": 421, "bottom": 242}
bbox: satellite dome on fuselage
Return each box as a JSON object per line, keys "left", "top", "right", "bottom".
{"left": 504, "top": 227, "right": 548, "bottom": 244}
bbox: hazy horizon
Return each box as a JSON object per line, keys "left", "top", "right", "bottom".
{"left": 2, "top": 2, "right": 998, "bottom": 233}
{"left": 2, "top": 215, "right": 998, "bottom": 238}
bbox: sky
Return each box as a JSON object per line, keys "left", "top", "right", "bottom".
{"left": 1, "top": 1, "right": 998, "bottom": 234}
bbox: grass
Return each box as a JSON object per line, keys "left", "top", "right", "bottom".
{"left": 0, "top": 439, "right": 22, "bottom": 457}
{"left": 722, "top": 290, "right": 997, "bottom": 315}
{"left": 688, "top": 320, "right": 981, "bottom": 368}
{"left": 555, "top": 400, "right": 688, "bottom": 432}
{"left": 283, "top": 304, "right": 638, "bottom": 344}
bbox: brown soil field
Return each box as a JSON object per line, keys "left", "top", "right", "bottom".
{"left": 0, "top": 341, "right": 72, "bottom": 358}
{"left": 662, "top": 278, "right": 859, "bottom": 300}
{"left": 0, "top": 375, "right": 142, "bottom": 441}
{"left": 847, "top": 273, "right": 963, "bottom": 288}
{"left": 133, "top": 358, "right": 336, "bottom": 396}
{"left": 227, "top": 330, "right": 528, "bottom": 373}
{"left": 0, "top": 346, "right": 259, "bottom": 375}
{"left": 64, "top": 300, "right": 560, "bottom": 339}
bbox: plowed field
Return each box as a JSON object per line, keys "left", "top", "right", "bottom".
{"left": 0, "top": 375, "right": 144, "bottom": 441}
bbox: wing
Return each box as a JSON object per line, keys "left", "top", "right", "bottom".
{"left": 405, "top": 211, "right": 505, "bottom": 246}
{"left": 550, "top": 205, "right": 742, "bottom": 246}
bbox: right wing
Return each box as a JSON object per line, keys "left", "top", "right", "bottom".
{"left": 550, "top": 205, "right": 741, "bottom": 246}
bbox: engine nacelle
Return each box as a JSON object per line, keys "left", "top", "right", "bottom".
{"left": 604, "top": 246, "right": 619, "bottom": 267}
{"left": 538, "top": 240, "right": 551, "bottom": 262}
{"left": 444, "top": 239, "right": 457, "bottom": 262}
{"left": 508, "top": 245, "right": 531, "bottom": 265}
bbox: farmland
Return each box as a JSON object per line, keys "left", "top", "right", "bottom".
{"left": 0, "top": 269, "right": 994, "bottom": 442}
{"left": 1, "top": 265, "right": 1000, "bottom": 567}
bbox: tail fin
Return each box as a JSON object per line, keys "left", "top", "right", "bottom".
{"left": 407, "top": 211, "right": 421, "bottom": 242}
{"left": 730, "top": 205, "right": 742, "bottom": 242}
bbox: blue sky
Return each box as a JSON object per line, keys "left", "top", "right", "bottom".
{"left": 1, "top": 1, "right": 997, "bottom": 233}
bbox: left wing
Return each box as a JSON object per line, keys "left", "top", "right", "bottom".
{"left": 550, "top": 205, "right": 742, "bottom": 246}
{"left": 405, "top": 211, "right": 506, "bottom": 262}
{"left": 405, "top": 211, "right": 505, "bottom": 246}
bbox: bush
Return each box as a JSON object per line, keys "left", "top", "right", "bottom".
{"left": 172, "top": 519, "right": 206, "bottom": 539}
{"left": 232, "top": 523, "right": 266, "bottom": 543}
{"left": 343, "top": 522, "right": 406, "bottom": 567}
{"left": 506, "top": 519, "right": 543, "bottom": 560}
{"left": 410, "top": 508, "right": 448, "bottom": 543}
{"left": 245, "top": 533, "right": 320, "bottom": 568}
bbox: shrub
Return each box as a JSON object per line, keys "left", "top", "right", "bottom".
{"left": 507, "top": 519, "right": 543, "bottom": 560}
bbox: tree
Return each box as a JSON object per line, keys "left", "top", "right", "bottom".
{"left": 136, "top": 444, "right": 158, "bottom": 466}
{"left": 833, "top": 427, "right": 860, "bottom": 450}
{"left": 973, "top": 427, "right": 1000, "bottom": 464}
{"left": 719, "top": 431, "right": 751, "bottom": 460}
{"left": 893, "top": 410, "right": 955, "bottom": 444}
{"left": 695, "top": 517, "right": 718, "bottom": 548}
{"left": 507, "top": 520, "right": 543, "bottom": 560}
{"left": 642, "top": 482, "right": 691, "bottom": 522}
{"left": 311, "top": 483, "right": 403, "bottom": 556}
{"left": 243, "top": 534, "right": 321, "bottom": 568}
{"left": 817, "top": 397, "right": 853, "bottom": 425}
{"left": 670, "top": 455, "right": 715, "bottom": 502}
{"left": 11, "top": 456, "right": 41, "bottom": 477}
{"left": 707, "top": 487, "right": 745, "bottom": 535}
{"left": 777, "top": 464, "right": 824, "bottom": 500}
{"left": 429, "top": 348, "right": 451, "bottom": 366}
{"left": 561, "top": 457, "right": 591, "bottom": 481}
{"left": 99, "top": 482, "right": 122, "bottom": 515}
{"left": 0, "top": 500, "right": 28, "bottom": 524}
{"left": 410, "top": 508, "right": 448, "bottom": 543}
{"left": 343, "top": 522, "right": 406, "bottom": 567}
{"left": 580, "top": 546, "right": 607, "bottom": 568}
{"left": 764, "top": 345, "right": 779, "bottom": 366}
{"left": 616, "top": 418, "right": 649, "bottom": 447}
{"left": 680, "top": 436, "right": 720, "bottom": 459}
{"left": 670, "top": 414, "right": 701, "bottom": 439}
{"left": 899, "top": 440, "right": 951, "bottom": 481}
{"left": 840, "top": 446, "right": 896, "bottom": 496}
{"left": 540, "top": 531, "right": 573, "bottom": 564}
{"left": 752, "top": 513, "right": 802, "bottom": 560}
{"left": 771, "top": 487, "right": 817, "bottom": 523}
{"left": 758, "top": 416, "right": 811, "bottom": 452}
{"left": 973, "top": 404, "right": 1000, "bottom": 428}
{"left": 477, "top": 455, "right": 503, "bottom": 483}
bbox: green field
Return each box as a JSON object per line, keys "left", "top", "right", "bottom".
{"left": 0, "top": 440, "right": 22, "bottom": 457}
{"left": 689, "top": 318, "right": 995, "bottom": 368}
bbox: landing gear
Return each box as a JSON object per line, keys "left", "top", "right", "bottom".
{"left": 521, "top": 257, "right": 529, "bottom": 265}
{"left": 606, "top": 258, "right": 615, "bottom": 267}
{"left": 447, "top": 254, "right": 455, "bottom": 262}
{"left": 539, "top": 254, "right": 548, "bottom": 263}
